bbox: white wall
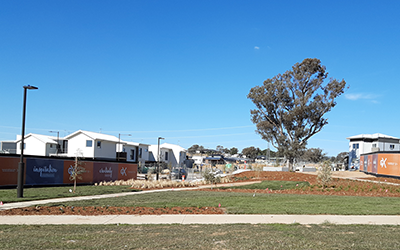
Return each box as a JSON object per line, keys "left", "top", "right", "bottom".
{"left": 123, "top": 145, "right": 137, "bottom": 162}
{"left": 17, "top": 136, "right": 47, "bottom": 156}
{"left": 93, "top": 140, "right": 116, "bottom": 159}
{"left": 138, "top": 145, "right": 149, "bottom": 164}
{"left": 192, "top": 155, "right": 205, "bottom": 165}
{"left": 67, "top": 133, "right": 95, "bottom": 158}
{"left": 377, "top": 141, "right": 400, "bottom": 151}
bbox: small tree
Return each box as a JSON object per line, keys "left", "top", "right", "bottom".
{"left": 318, "top": 161, "right": 332, "bottom": 188}
{"left": 202, "top": 168, "right": 221, "bottom": 188}
{"left": 69, "top": 149, "right": 86, "bottom": 193}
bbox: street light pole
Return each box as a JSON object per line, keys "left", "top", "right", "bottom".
{"left": 157, "top": 137, "right": 164, "bottom": 180}
{"left": 17, "top": 85, "right": 38, "bottom": 198}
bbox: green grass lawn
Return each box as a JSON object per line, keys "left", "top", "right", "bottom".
{"left": 41, "top": 190, "right": 400, "bottom": 215}
{"left": 0, "top": 185, "right": 138, "bottom": 203}
{"left": 1, "top": 224, "right": 400, "bottom": 250}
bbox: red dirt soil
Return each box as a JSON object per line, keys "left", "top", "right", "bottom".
{"left": 0, "top": 206, "right": 224, "bottom": 216}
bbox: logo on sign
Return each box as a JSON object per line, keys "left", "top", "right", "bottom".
{"left": 33, "top": 164, "right": 58, "bottom": 178}
{"left": 380, "top": 158, "right": 387, "bottom": 168}
{"left": 99, "top": 167, "right": 112, "bottom": 178}
{"left": 68, "top": 165, "right": 75, "bottom": 177}
{"left": 120, "top": 167, "right": 127, "bottom": 176}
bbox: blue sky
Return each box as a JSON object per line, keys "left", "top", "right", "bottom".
{"left": 1, "top": 0, "right": 400, "bottom": 156}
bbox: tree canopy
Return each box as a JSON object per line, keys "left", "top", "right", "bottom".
{"left": 301, "top": 148, "right": 326, "bottom": 163}
{"left": 242, "top": 146, "right": 261, "bottom": 159}
{"left": 248, "top": 58, "right": 347, "bottom": 167}
{"left": 187, "top": 144, "right": 204, "bottom": 154}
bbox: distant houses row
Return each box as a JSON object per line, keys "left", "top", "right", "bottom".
{"left": 0, "top": 130, "right": 187, "bottom": 168}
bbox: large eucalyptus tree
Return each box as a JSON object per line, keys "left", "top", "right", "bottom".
{"left": 248, "top": 58, "right": 347, "bottom": 170}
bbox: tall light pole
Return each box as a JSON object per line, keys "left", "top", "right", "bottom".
{"left": 157, "top": 137, "right": 164, "bottom": 180}
{"left": 17, "top": 85, "right": 38, "bottom": 198}
{"left": 117, "top": 133, "right": 131, "bottom": 161}
{"left": 49, "top": 130, "right": 59, "bottom": 155}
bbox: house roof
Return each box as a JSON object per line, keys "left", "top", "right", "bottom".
{"left": 346, "top": 133, "right": 400, "bottom": 140}
{"left": 65, "top": 130, "right": 149, "bottom": 146}
{"left": 160, "top": 143, "right": 187, "bottom": 152}
{"left": 16, "top": 133, "right": 58, "bottom": 144}
{"left": 65, "top": 130, "right": 120, "bottom": 143}
{"left": 123, "top": 141, "right": 139, "bottom": 146}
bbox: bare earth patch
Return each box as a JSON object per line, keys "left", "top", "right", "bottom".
{"left": 0, "top": 206, "right": 224, "bottom": 216}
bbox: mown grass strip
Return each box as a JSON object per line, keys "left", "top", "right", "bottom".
{"left": 1, "top": 224, "right": 400, "bottom": 250}
{"left": 43, "top": 191, "right": 400, "bottom": 215}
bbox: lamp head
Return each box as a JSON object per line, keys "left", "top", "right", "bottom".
{"left": 23, "top": 85, "right": 38, "bottom": 90}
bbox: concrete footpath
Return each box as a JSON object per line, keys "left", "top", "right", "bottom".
{"left": 2, "top": 214, "right": 400, "bottom": 225}
{"left": 2, "top": 181, "right": 400, "bottom": 226}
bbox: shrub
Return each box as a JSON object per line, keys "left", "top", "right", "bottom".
{"left": 317, "top": 161, "right": 332, "bottom": 188}
{"left": 202, "top": 169, "right": 221, "bottom": 186}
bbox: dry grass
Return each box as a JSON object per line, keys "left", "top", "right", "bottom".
{"left": 96, "top": 176, "right": 232, "bottom": 189}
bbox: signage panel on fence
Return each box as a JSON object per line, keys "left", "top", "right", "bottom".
{"left": 377, "top": 154, "right": 400, "bottom": 176}
{"left": 372, "top": 154, "right": 378, "bottom": 174}
{"left": 118, "top": 163, "right": 137, "bottom": 180}
{"left": 359, "top": 155, "right": 364, "bottom": 171}
{"left": 93, "top": 162, "right": 118, "bottom": 183}
{"left": 25, "top": 158, "right": 64, "bottom": 185}
{"left": 367, "top": 155, "right": 373, "bottom": 173}
{"left": 0, "top": 157, "right": 19, "bottom": 185}
{"left": 63, "top": 160, "right": 94, "bottom": 184}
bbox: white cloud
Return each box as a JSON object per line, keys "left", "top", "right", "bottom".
{"left": 345, "top": 93, "right": 377, "bottom": 101}
{"left": 254, "top": 46, "right": 260, "bottom": 50}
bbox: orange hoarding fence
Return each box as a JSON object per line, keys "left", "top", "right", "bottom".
{"left": 118, "top": 163, "right": 137, "bottom": 180}
{"left": 376, "top": 154, "right": 400, "bottom": 177}
{"left": 360, "top": 155, "right": 364, "bottom": 171}
{"left": 0, "top": 157, "right": 20, "bottom": 186}
{"left": 62, "top": 160, "right": 94, "bottom": 184}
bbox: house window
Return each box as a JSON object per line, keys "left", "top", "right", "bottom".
{"left": 352, "top": 143, "right": 359, "bottom": 149}
{"left": 130, "top": 149, "right": 135, "bottom": 160}
{"left": 390, "top": 145, "right": 395, "bottom": 150}
{"left": 97, "top": 141, "right": 101, "bottom": 148}
{"left": 20, "top": 143, "right": 26, "bottom": 149}
{"left": 139, "top": 148, "right": 142, "bottom": 158}
{"left": 50, "top": 144, "right": 53, "bottom": 148}
{"left": 372, "top": 144, "right": 376, "bottom": 148}
{"left": 165, "top": 152, "right": 168, "bottom": 161}
{"left": 86, "top": 140, "right": 92, "bottom": 147}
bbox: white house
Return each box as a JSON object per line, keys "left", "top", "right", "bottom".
{"left": 16, "top": 133, "right": 60, "bottom": 156}
{"left": 347, "top": 133, "right": 400, "bottom": 168}
{"left": 64, "top": 130, "right": 120, "bottom": 159}
{"left": 148, "top": 144, "right": 173, "bottom": 165}
{"left": 148, "top": 143, "right": 187, "bottom": 167}
{"left": 192, "top": 155, "right": 206, "bottom": 165}
{"left": 118, "top": 141, "right": 150, "bottom": 165}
